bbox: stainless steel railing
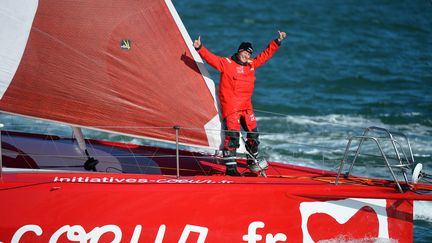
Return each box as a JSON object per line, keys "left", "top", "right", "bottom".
{"left": 335, "top": 126, "right": 415, "bottom": 193}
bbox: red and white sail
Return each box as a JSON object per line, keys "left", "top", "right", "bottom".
{"left": 0, "top": 0, "right": 221, "bottom": 149}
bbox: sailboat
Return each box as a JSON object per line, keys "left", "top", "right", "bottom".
{"left": 1, "top": 0, "right": 431, "bottom": 242}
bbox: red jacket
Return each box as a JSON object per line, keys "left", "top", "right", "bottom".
{"left": 198, "top": 40, "right": 280, "bottom": 118}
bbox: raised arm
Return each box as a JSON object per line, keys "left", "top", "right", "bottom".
{"left": 277, "top": 30, "right": 287, "bottom": 42}
{"left": 193, "top": 36, "right": 202, "bottom": 49}
{"left": 193, "top": 36, "right": 224, "bottom": 72}
{"left": 253, "top": 31, "right": 286, "bottom": 69}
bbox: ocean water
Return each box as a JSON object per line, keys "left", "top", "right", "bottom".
{"left": 0, "top": 0, "right": 430, "bottom": 241}
{"left": 174, "top": 0, "right": 432, "bottom": 241}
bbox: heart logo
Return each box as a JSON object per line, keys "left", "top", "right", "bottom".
{"left": 299, "top": 198, "right": 389, "bottom": 242}
{"left": 307, "top": 206, "right": 379, "bottom": 242}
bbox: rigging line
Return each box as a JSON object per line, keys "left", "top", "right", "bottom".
{"left": 38, "top": 165, "right": 83, "bottom": 169}
{"left": 176, "top": 122, "right": 352, "bottom": 144}
{"left": 179, "top": 125, "right": 346, "bottom": 135}
{"left": 0, "top": 181, "right": 58, "bottom": 191}
{"left": 252, "top": 109, "right": 311, "bottom": 118}
{"left": 345, "top": 152, "right": 411, "bottom": 162}
{"left": 105, "top": 167, "right": 123, "bottom": 173}
{"left": 188, "top": 151, "right": 216, "bottom": 176}
{"left": 89, "top": 157, "right": 221, "bottom": 171}
{"left": 7, "top": 145, "right": 339, "bottom": 163}
{"left": 116, "top": 134, "right": 145, "bottom": 174}
{"left": 3, "top": 122, "right": 349, "bottom": 140}
{"left": 2, "top": 124, "right": 68, "bottom": 128}
{"left": 179, "top": 126, "right": 311, "bottom": 138}
{"left": 263, "top": 140, "right": 343, "bottom": 150}
{"left": 1, "top": 146, "right": 341, "bottom": 160}
{"left": 3, "top": 133, "right": 35, "bottom": 169}
{"left": 91, "top": 126, "right": 174, "bottom": 129}
{"left": 4, "top": 124, "right": 173, "bottom": 129}
{"left": 36, "top": 162, "right": 208, "bottom": 173}
{"left": 264, "top": 162, "right": 286, "bottom": 177}
{"left": 2, "top": 151, "right": 222, "bottom": 160}
{"left": 3, "top": 126, "right": 413, "bottom": 161}
{"left": 265, "top": 174, "right": 345, "bottom": 183}
{"left": 0, "top": 155, "right": 215, "bottom": 164}
{"left": 181, "top": 126, "right": 348, "bottom": 148}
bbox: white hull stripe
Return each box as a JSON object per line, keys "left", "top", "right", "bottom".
{"left": 0, "top": 0, "right": 39, "bottom": 99}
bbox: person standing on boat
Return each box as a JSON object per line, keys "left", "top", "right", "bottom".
{"left": 193, "top": 31, "right": 287, "bottom": 176}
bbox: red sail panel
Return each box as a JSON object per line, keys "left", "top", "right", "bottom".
{"left": 0, "top": 0, "right": 220, "bottom": 148}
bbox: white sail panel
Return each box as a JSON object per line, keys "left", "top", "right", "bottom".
{"left": 0, "top": 0, "right": 38, "bottom": 99}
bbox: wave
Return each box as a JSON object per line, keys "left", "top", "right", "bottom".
{"left": 257, "top": 113, "right": 432, "bottom": 137}
{"left": 414, "top": 201, "right": 432, "bottom": 222}
{"left": 256, "top": 113, "right": 432, "bottom": 178}
{"left": 258, "top": 113, "right": 381, "bottom": 128}
{"left": 318, "top": 237, "right": 397, "bottom": 243}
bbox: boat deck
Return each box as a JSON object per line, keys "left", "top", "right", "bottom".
{"left": 1, "top": 130, "right": 432, "bottom": 200}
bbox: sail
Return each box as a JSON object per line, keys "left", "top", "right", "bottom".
{"left": 0, "top": 0, "right": 221, "bottom": 148}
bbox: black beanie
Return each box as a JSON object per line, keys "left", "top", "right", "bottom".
{"left": 238, "top": 42, "right": 254, "bottom": 54}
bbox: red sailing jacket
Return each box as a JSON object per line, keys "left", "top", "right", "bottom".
{"left": 198, "top": 40, "right": 280, "bottom": 118}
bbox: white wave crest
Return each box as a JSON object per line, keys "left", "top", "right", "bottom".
{"left": 258, "top": 113, "right": 431, "bottom": 158}
{"left": 414, "top": 201, "right": 432, "bottom": 222}
{"left": 258, "top": 113, "right": 384, "bottom": 129}
{"left": 318, "top": 236, "right": 397, "bottom": 243}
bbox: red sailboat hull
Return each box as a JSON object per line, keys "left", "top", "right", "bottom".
{"left": 0, "top": 172, "right": 416, "bottom": 242}
{"left": 1, "top": 131, "right": 430, "bottom": 242}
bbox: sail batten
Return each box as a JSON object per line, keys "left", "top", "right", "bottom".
{"left": 0, "top": 0, "right": 221, "bottom": 149}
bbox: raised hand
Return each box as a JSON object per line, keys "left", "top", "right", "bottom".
{"left": 193, "top": 36, "right": 201, "bottom": 49}
{"left": 277, "top": 31, "right": 287, "bottom": 42}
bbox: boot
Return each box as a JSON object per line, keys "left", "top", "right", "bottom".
{"left": 247, "top": 152, "right": 259, "bottom": 172}
{"left": 247, "top": 152, "right": 258, "bottom": 165}
{"left": 223, "top": 149, "right": 240, "bottom": 176}
{"left": 225, "top": 164, "right": 242, "bottom": 176}
{"left": 247, "top": 152, "right": 268, "bottom": 173}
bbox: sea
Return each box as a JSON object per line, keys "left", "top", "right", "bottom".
{"left": 174, "top": 0, "right": 432, "bottom": 242}
{"left": 1, "top": 0, "right": 431, "bottom": 242}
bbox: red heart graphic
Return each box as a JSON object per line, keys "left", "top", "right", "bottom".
{"left": 307, "top": 206, "right": 379, "bottom": 242}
